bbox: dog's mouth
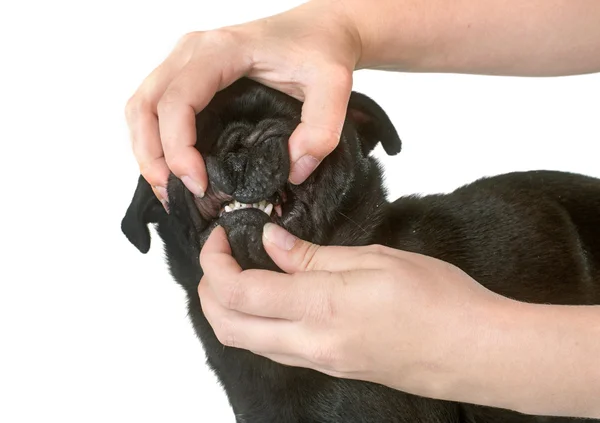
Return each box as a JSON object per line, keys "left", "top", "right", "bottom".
{"left": 188, "top": 182, "right": 294, "bottom": 271}
{"left": 192, "top": 185, "right": 289, "bottom": 224}
{"left": 217, "top": 189, "right": 286, "bottom": 219}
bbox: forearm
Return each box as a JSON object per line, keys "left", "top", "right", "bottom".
{"left": 341, "top": 0, "right": 600, "bottom": 76}
{"left": 447, "top": 298, "right": 600, "bottom": 418}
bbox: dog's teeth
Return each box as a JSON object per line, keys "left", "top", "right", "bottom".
{"left": 222, "top": 200, "right": 273, "bottom": 214}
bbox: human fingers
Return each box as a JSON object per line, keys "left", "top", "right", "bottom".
{"left": 287, "top": 69, "right": 353, "bottom": 184}
{"left": 199, "top": 227, "right": 335, "bottom": 321}
{"left": 156, "top": 32, "right": 252, "bottom": 197}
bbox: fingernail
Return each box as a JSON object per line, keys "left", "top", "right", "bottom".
{"left": 263, "top": 223, "right": 297, "bottom": 251}
{"left": 154, "top": 185, "right": 170, "bottom": 214}
{"left": 289, "top": 155, "right": 320, "bottom": 185}
{"left": 181, "top": 175, "right": 205, "bottom": 198}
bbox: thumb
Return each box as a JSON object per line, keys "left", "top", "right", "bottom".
{"left": 262, "top": 223, "right": 361, "bottom": 273}
{"left": 288, "top": 72, "right": 352, "bottom": 185}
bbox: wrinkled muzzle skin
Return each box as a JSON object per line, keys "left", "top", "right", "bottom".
{"left": 131, "top": 78, "right": 402, "bottom": 273}
{"left": 121, "top": 76, "right": 402, "bottom": 287}
{"left": 166, "top": 116, "right": 298, "bottom": 271}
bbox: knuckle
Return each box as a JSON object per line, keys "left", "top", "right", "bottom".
{"left": 303, "top": 277, "right": 336, "bottom": 323}
{"left": 215, "top": 319, "right": 237, "bottom": 348}
{"left": 176, "top": 31, "right": 200, "bottom": 49}
{"left": 201, "top": 28, "right": 239, "bottom": 48}
{"left": 176, "top": 29, "right": 237, "bottom": 56}
{"left": 307, "top": 340, "right": 339, "bottom": 369}
{"left": 223, "top": 281, "right": 245, "bottom": 311}
{"left": 124, "top": 95, "right": 145, "bottom": 122}
{"left": 329, "top": 65, "right": 353, "bottom": 90}
{"left": 321, "top": 131, "right": 341, "bottom": 153}
{"left": 300, "top": 244, "right": 322, "bottom": 271}
{"left": 156, "top": 88, "right": 182, "bottom": 116}
{"left": 366, "top": 244, "right": 387, "bottom": 255}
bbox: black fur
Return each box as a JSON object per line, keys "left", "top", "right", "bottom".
{"left": 121, "top": 78, "right": 600, "bottom": 423}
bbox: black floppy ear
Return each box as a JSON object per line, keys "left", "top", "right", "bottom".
{"left": 121, "top": 175, "right": 166, "bottom": 254}
{"left": 347, "top": 92, "right": 402, "bottom": 156}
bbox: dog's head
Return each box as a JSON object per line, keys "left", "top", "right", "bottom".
{"left": 121, "top": 78, "right": 400, "bottom": 275}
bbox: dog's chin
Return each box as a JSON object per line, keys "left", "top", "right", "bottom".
{"left": 217, "top": 208, "right": 280, "bottom": 271}
{"left": 194, "top": 190, "right": 295, "bottom": 272}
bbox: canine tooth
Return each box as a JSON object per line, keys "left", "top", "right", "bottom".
{"left": 264, "top": 203, "right": 273, "bottom": 216}
{"left": 224, "top": 205, "right": 232, "bottom": 213}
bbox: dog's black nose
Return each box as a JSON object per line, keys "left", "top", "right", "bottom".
{"left": 205, "top": 125, "right": 291, "bottom": 203}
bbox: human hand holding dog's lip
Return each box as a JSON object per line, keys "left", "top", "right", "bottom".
{"left": 197, "top": 223, "right": 505, "bottom": 401}
{"left": 124, "top": 0, "right": 359, "bottom": 207}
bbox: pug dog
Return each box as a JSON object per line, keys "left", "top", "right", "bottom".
{"left": 121, "top": 78, "right": 600, "bottom": 423}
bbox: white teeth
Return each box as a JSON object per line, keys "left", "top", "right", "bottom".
{"left": 264, "top": 203, "right": 273, "bottom": 216}
{"left": 220, "top": 200, "right": 275, "bottom": 216}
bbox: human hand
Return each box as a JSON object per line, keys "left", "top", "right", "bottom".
{"left": 198, "top": 223, "right": 505, "bottom": 400}
{"left": 125, "top": 0, "right": 362, "bottom": 208}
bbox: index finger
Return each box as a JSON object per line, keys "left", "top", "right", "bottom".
{"left": 156, "top": 50, "right": 250, "bottom": 197}
{"left": 199, "top": 226, "right": 331, "bottom": 321}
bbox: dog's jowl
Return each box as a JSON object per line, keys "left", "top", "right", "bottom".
{"left": 122, "top": 78, "right": 600, "bottom": 423}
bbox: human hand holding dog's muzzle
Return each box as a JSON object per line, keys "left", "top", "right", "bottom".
{"left": 198, "top": 223, "right": 508, "bottom": 405}
{"left": 125, "top": 0, "right": 360, "bottom": 208}
{"left": 198, "top": 223, "right": 600, "bottom": 415}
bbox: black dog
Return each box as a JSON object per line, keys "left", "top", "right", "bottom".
{"left": 122, "top": 78, "right": 600, "bottom": 423}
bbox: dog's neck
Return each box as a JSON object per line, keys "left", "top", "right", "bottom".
{"left": 327, "top": 157, "right": 390, "bottom": 247}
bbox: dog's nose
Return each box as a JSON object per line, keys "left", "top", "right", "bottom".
{"left": 205, "top": 138, "right": 290, "bottom": 203}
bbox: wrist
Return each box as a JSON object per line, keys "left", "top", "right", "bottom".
{"left": 442, "top": 295, "right": 600, "bottom": 418}
{"left": 339, "top": 0, "right": 439, "bottom": 71}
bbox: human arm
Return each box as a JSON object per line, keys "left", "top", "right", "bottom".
{"left": 125, "top": 0, "right": 600, "bottom": 206}
{"left": 349, "top": 0, "right": 600, "bottom": 76}
{"left": 198, "top": 224, "right": 600, "bottom": 418}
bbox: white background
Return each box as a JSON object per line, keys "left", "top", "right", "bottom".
{"left": 1, "top": 1, "right": 599, "bottom": 422}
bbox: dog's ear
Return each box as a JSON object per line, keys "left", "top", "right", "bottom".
{"left": 347, "top": 92, "right": 401, "bottom": 156}
{"left": 121, "top": 175, "right": 166, "bottom": 254}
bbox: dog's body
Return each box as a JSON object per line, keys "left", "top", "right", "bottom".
{"left": 122, "top": 79, "right": 600, "bottom": 423}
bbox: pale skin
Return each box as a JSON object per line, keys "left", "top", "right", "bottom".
{"left": 125, "top": 0, "right": 600, "bottom": 418}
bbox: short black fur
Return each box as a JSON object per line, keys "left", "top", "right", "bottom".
{"left": 121, "top": 78, "right": 600, "bottom": 423}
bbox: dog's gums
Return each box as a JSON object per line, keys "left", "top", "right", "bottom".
{"left": 122, "top": 78, "right": 600, "bottom": 423}
{"left": 196, "top": 187, "right": 287, "bottom": 221}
